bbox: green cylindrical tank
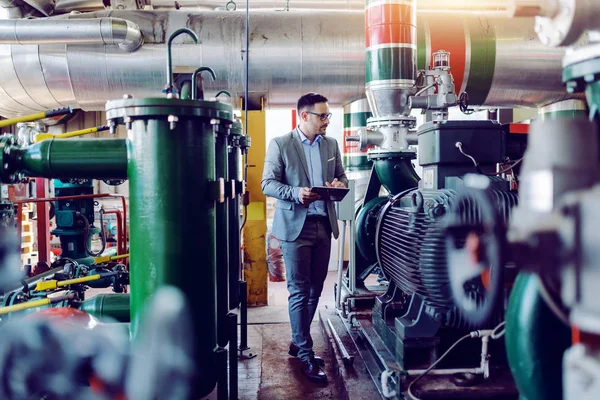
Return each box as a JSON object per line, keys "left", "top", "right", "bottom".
{"left": 79, "top": 294, "right": 130, "bottom": 322}
{"left": 215, "top": 112, "right": 230, "bottom": 348}
{"left": 505, "top": 272, "right": 570, "bottom": 400}
{"left": 106, "top": 97, "right": 233, "bottom": 398}
{"left": 228, "top": 120, "right": 243, "bottom": 309}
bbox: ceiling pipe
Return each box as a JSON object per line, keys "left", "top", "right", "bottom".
{"left": 0, "top": 10, "right": 577, "bottom": 117}
{"left": 54, "top": 0, "right": 513, "bottom": 13}
{"left": 0, "top": 18, "right": 143, "bottom": 52}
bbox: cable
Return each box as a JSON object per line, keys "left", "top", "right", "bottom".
{"left": 491, "top": 321, "right": 506, "bottom": 340}
{"left": 81, "top": 211, "right": 106, "bottom": 258}
{"left": 455, "top": 142, "right": 478, "bottom": 167}
{"left": 414, "top": 82, "right": 436, "bottom": 97}
{"left": 455, "top": 142, "right": 523, "bottom": 177}
{"left": 406, "top": 320, "right": 507, "bottom": 400}
{"left": 406, "top": 333, "right": 471, "bottom": 400}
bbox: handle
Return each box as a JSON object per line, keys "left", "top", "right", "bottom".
{"left": 164, "top": 29, "right": 199, "bottom": 96}
{"left": 191, "top": 67, "right": 217, "bottom": 100}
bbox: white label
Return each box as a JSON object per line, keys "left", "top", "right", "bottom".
{"left": 0, "top": 185, "right": 7, "bottom": 200}
{"left": 68, "top": 243, "right": 75, "bottom": 251}
{"left": 423, "top": 169, "right": 434, "bottom": 189}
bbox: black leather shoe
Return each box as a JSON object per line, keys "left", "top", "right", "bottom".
{"left": 289, "top": 343, "right": 325, "bottom": 366}
{"left": 300, "top": 358, "right": 328, "bottom": 384}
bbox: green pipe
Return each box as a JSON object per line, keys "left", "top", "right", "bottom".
{"left": 505, "top": 272, "right": 571, "bottom": 400}
{"left": 372, "top": 156, "right": 420, "bottom": 195}
{"left": 0, "top": 137, "right": 128, "bottom": 183}
{"left": 215, "top": 119, "right": 230, "bottom": 347}
{"left": 79, "top": 294, "right": 130, "bottom": 322}
{"left": 106, "top": 96, "right": 232, "bottom": 398}
{"left": 180, "top": 81, "right": 192, "bottom": 100}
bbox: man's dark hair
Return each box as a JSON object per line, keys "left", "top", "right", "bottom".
{"left": 297, "top": 92, "right": 328, "bottom": 113}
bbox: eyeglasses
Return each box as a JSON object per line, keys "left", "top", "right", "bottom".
{"left": 306, "top": 111, "right": 332, "bottom": 121}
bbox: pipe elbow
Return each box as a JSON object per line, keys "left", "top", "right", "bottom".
{"left": 102, "top": 18, "right": 144, "bottom": 52}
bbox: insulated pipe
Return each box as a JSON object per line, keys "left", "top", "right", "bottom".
{"left": 55, "top": 0, "right": 513, "bottom": 13}
{"left": 365, "top": 0, "right": 417, "bottom": 117}
{"left": 0, "top": 10, "right": 576, "bottom": 117}
{"left": 0, "top": 18, "right": 143, "bottom": 52}
{"left": 415, "top": 13, "right": 578, "bottom": 108}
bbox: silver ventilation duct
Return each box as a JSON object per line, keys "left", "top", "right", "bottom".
{"left": 54, "top": 0, "right": 512, "bottom": 13}
{"left": 0, "top": 10, "right": 366, "bottom": 116}
{"left": 0, "top": 18, "right": 143, "bottom": 52}
{"left": 0, "top": 10, "right": 576, "bottom": 117}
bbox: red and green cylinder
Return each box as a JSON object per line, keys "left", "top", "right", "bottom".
{"left": 365, "top": 0, "right": 417, "bottom": 117}
{"left": 414, "top": 13, "right": 575, "bottom": 108}
{"left": 343, "top": 98, "right": 373, "bottom": 172}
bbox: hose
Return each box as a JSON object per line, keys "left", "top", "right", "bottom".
{"left": 80, "top": 211, "right": 106, "bottom": 257}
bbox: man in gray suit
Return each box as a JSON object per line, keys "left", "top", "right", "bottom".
{"left": 261, "top": 93, "right": 348, "bottom": 383}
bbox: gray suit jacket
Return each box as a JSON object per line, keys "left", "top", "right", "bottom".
{"left": 261, "top": 128, "right": 348, "bottom": 241}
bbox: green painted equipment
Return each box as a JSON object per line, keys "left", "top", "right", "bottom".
{"left": 505, "top": 273, "right": 570, "bottom": 400}
{"left": 215, "top": 103, "right": 230, "bottom": 348}
{"left": 52, "top": 180, "right": 100, "bottom": 266}
{"left": 0, "top": 136, "right": 127, "bottom": 184}
{"left": 79, "top": 293, "right": 130, "bottom": 322}
{"left": 106, "top": 95, "right": 233, "bottom": 398}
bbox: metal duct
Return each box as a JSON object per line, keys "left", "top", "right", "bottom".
{"left": 0, "top": 18, "right": 143, "bottom": 52}
{"left": 55, "top": 0, "right": 512, "bottom": 13}
{"left": 0, "top": 10, "right": 576, "bottom": 117}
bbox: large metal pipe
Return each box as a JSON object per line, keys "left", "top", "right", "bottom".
{"left": 55, "top": 0, "right": 512, "bottom": 13}
{"left": 0, "top": 10, "right": 575, "bottom": 118}
{"left": 0, "top": 18, "right": 143, "bottom": 52}
{"left": 365, "top": 0, "right": 417, "bottom": 117}
{"left": 416, "top": 13, "right": 575, "bottom": 108}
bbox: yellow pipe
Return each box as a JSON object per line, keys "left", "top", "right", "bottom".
{"left": 33, "top": 125, "right": 110, "bottom": 143}
{"left": 0, "top": 297, "right": 51, "bottom": 315}
{"left": 0, "top": 106, "right": 72, "bottom": 129}
{"left": 94, "top": 253, "right": 130, "bottom": 265}
{"left": 35, "top": 274, "right": 102, "bottom": 291}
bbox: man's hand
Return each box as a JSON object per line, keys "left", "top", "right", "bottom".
{"left": 326, "top": 178, "right": 346, "bottom": 188}
{"left": 299, "top": 187, "right": 320, "bottom": 205}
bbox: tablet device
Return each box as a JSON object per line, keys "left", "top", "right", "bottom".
{"left": 310, "top": 186, "right": 350, "bottom": 202}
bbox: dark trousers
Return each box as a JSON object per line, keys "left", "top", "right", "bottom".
{"left": 280, "top": 217, "right": 331, "bottom": 362}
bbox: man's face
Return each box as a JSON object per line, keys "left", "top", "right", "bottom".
{"left": 302, "top": 102, "right": 331, "bottom": 136}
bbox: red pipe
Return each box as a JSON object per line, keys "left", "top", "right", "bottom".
{"left": 35, "top": 179, "right": 51, "bottom": 263}
{"left": 102, "top": 209, "right": 124, "bottom": 257}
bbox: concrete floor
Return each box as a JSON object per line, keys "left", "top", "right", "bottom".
{"left": 204, "top": 271, "right": 343, "bottom": 400}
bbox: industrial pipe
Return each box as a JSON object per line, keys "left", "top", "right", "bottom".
{"left": 0, "top": 18, "right": 143, "bottom": 52}
{"left": 55, "top": 0, "right": 513, "bottom": 13}
{"left": 33, "top": 125, "right": 110, "bottom": 143}
{"left": 365, "top": 0, "right": 417, "bottom": 117}
{"left": 0, "top": 10, "right": 575, "bottom": 117}
{"left": 0, "top": 136, "right": 128, "bottom": 183}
